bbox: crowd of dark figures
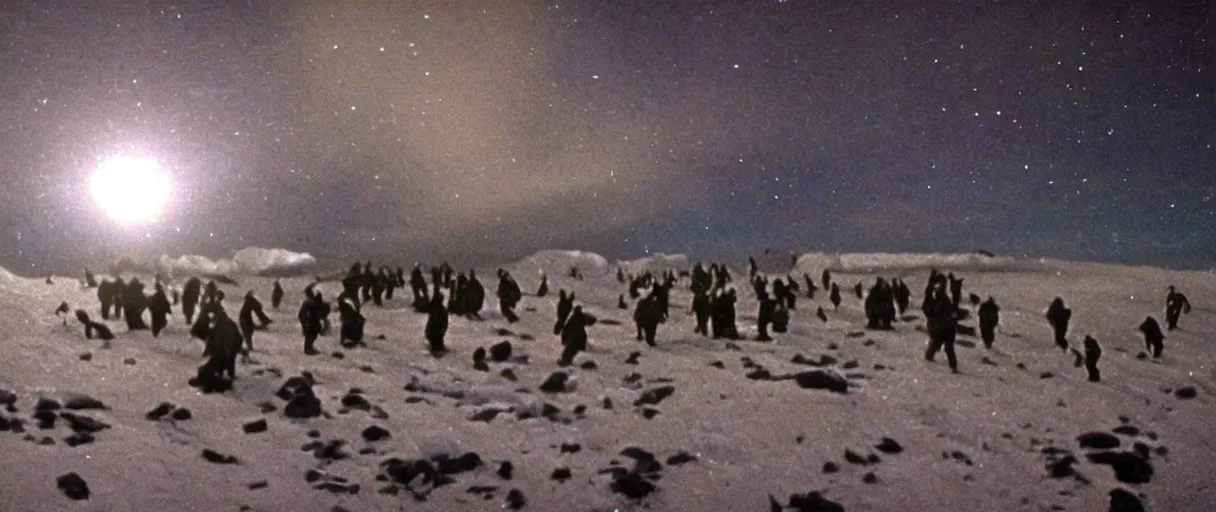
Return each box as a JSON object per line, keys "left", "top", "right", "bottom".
{"left": 54, "top": 257, "right": 1194, "bottom": 394}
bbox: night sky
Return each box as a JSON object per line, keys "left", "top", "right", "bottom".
{"left": 1, "top": 1, "right": 1213, "bottom": 275}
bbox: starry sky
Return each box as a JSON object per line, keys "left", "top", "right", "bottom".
{"left": 1, "top": 0, "right": 1213, "bottom": 275}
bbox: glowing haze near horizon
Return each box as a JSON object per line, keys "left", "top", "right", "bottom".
{"left": 0, "top": 1, "right": 1213, "bottom": 275}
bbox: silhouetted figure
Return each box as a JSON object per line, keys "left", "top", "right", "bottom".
{"left": 968, "top": 293, "right": 982, "bottom": 307}
{"left": 864, "top": 278, "right": 896, "bottom": 330}
{"left": 1045, "top": 297, "right": 1072, "bottom": 351}
{"left": 148, "top": 284, "right": 172, "bottom": 337}
{"left": 1139, "top": 316, "right": 1165, "bottom": 358}
{"left": 756, "top": 289, "right": 777, "bottom": 341}
{"left": 371, "top": 267, "right": 388, "bottom": 306}
{"left": 821, "top": 269, "right": 832, "bottom": 290}
{"left": 536, "top": 272, "right": 549, "bottom": 297}
{"left": 634, "top": 290, "right": 666, "bottom": 346}
{"left": 338, "top": 296, "right": 366, "bottom": 348}
{"left": 559, "top": 305, "right": 597, "bottom": 365}
{"left": 298, "top": 294, "right": 324, "bottom": 356}
{"left": 977, "top": 296, "right": 1000, "bottom": 349}
{"left": 84, "top": 268, "right": 97, "bottom": 288}
{"left": 923, "top": 284, "right": 958, "bottom": 372}
{"left": 409, "top": 264, "right": 428, "bottom": 306}
{"left": 829, "top": 283, "right": 842, "bottom": 311}
{"left": 497, "top": 269, "right": 522, "bottom": 323}
{"left": 55, "top": 301, "right": 70, "bottom": 325}
{"left": 448, "top": 273, "right": 467, "bottom": 315}
{"left": 271, "top": 279, "right": 284, "bottom": 309}
{"left": 554, "top": 290, "right": 575, "bottom": 335}
{"left": 75, "top": 310, "right": 115, "bottom": 346}
{"left": 893, "top": 278, "right": 911, "bottom": 314}
{"left": 853, "top": 281, "right": 863, "bottom": 300}
{"left": 748, "top": 256, "right": 758, "bottom": 279}
{"left": 122, "top": 278, "right": 150, "bottom": 331}
{"left": 97, "top": 280, "right": 116, "bottom": 320}
{"left": 710, "top": 288, "right": 740, "bottom": 339}
{"left": 1083, "top": 335, "right": 1102, "bottom": 382}
{"left": 617, "top": 293, "right": 628, "bottom": 309}
{"left": 803, "top": 273, "right": 818, "bottom": 299}
{"left": 816, "top": 306, "right": 828, "bottom": 323}
{"left": 201, "top": 309, "right": 243, "bottom": 385}
{"left": 425, "top": 291, "right": 449, "bottom": 354}
{"left": 692, "top": 289, "right": 712, "bottom": 336}
{"left": 182, "top": 277, "right": 202, "bottom": 324}
{"left": 238, "top": 291, "right": 272, "bottom": 353}
{"left": 1164, "top": 285, "right": 1192, "bottom": 331}
{"left": 616, "top": 267, "right": 627, "bottom": 284}
{"left": 948, "top": 273, "right": 964, "bottom": 309}
{"left": 464, "top": 269, "right": 485, "bottom": 319}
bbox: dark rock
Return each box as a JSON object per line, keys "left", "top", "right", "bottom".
{"left": 1132, "top": 442, "right": 1151, "bottom": 460}
{"left": 640, "top": 407, "right": 660, "bottom": 419}
{"left": 1046, "top": 455, "right": 1078, "bottom": 478}
{"left": 145, "top": 402, "right": 176, "bottom": 421}
{"left": 497, "top": 461, "right": 514, "bottom": 480}
{"left": 362, "top": 425, "right": 391, "bottom": 442}
{"left": 469, "top": 408, "right": 504, "bottom": 422}
{"left": 35, "top": 397, "right": 62, "bottom": 411}
{"left": 63, "top": 395, "right": 108, "bottom": 411}
{"left": 489, "top": 341, "right": 513, "bottom": 362}
{"left": 551, "top": 467, "right": 572, "bottom": 482}
{"left": 505, "top": 488, "right": 526, "bottom": 510}
{"left": 841, "top": 359, "right": 860, "bottom": 369}
{"left": 284, "top": 395, "right": 322, "bottom": 419}
{"left": 786, "top": 491, "right": 845, "bottom": 512}
{"left": 560, "top": 442, "right": 582, "bottom": 454}
{"left": 257, "top": 402, "right": 277, "bottom": 413}
{"left": 634, "top": 386, "right": 675, "bottom": 407}
{"left": 58, "top": 412, "right": 109, "bottom": 433}
{"left": 1109, "top": 488, "right": 1146, "bottom": 512}
{"left": 792, "top": 370, "right": 849, "bottom": 393}
{"left": 307, "top": 429, "right": 320, "bottom": 438}
{"left": 844, "top": 449, "right": 868, "bottom": 465}
{"left": 171, "top": 408, "right": 192, "bottom": 421}
{"left": 247, "top": 480, "right": 268, "bottom": 490}
{"left": 500, "top": 368, "right": 518, "bottom": 381}
{"left": 625, "top": 351, "right": 642, "bottom": 365}
{"left": 79, "top": 352, "right": 92, "bottom": 361}
{"left": 275, "top": 376, "right": 314, "bottom": 401}
{"left": 1174, "top": 387, "right": 1197, "bottom": 399}
{"left": 64, "top": 432, "right": 95, "bottom": 447}
{"left": 666, "top": 451, "right": 697, "bottom": 465}
{"left": 539, "top": 372, "right": 570, "bottom": 393}
{"left": 1078, "top": 432, "right": 1121, "bottom": 450}
{"left": 822, "top": 461, "right": 840, "bottom": 473}
{"left": 580, "top": 360, "right": 598, "bottom": 370}
{"left": 243, "top": 419, "right": 268, "bottom": 434}
{"left": 610, "top": 471, "right": 657, "bottom": 499}
{"left": 201, "top": 449, "right": 239, "bottom": 464}
{"left": 0, "top": 389, "right": 15, "bottom": 405}
{"left": 33, "top": 410, "right": 57, "bottom": 429}
{"left": 434, "top": 452, "right": 484, "bottom": 475}
{"left": 602, "top": 396, "right": 613, "bottom": 409}
{"left": 746, "top": 368, "right": 775, "bottom": 380}
{"left": 57, "top": 472, "right": 90, "bottom": 500}
{"left": 340, "top": 393, "right": 371, "bottom": 410}
{"left": 313, "top": 440, "right": 350, "bottom": 461}
{"left": 862, "top": 471, "right": 878, "bottom": 484}
{"left": 709, "top": 360, "right": 725, "bottom": 369}
{"left": 1086, "top": 451, "right": 1154, "bottom": 484}
{"left": 1112, "top": 425, "right": 1140, "bottom": 437}
{"left": 620, "top": 447, "right": 662, "bottom": 473}
{"left": 1040, "top": 371, "right": 1054, "bottom": 379}
{"left": 875, "top": 437, "right": 903, "bottom": 454}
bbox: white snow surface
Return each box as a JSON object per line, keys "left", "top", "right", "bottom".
{"left": 124, "top": 247, "right": 317, "bottom": 278}
{"left": 616, "top": 253, "right": 691, "bottom": 275}
{"left": 794, "top": 251, "right": 1023, "bottom": 274}
{"left": 2, "top": 251, "right": 1215, "bottom": 511}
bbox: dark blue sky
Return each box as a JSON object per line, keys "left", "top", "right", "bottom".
{"left": 0, "top": 0, "right": 1213, "bottom": 274}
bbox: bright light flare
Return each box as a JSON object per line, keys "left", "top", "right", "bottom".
{"left": 89, "top": 156, "right": 172, "bottom": 225}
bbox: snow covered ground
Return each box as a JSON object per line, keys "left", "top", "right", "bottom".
{"left": 0, "top": 250, "right": 1212, "bottom": 511}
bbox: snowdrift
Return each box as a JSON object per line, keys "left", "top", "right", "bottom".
{"left": 116, "top": 247, "right": 317, "bottom": 279}
{"left": 514, "top": 250, "right": 611, "bottom": 277}
{"left": 615, "top": 253, "right": 691, "bottom": 275}
{"left": 793, "top": 251, "right": 1023, "bottom": 274}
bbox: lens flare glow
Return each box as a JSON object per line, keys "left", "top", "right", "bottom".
{"left": 89, "top": 156, "right": 172, "bottom": 225}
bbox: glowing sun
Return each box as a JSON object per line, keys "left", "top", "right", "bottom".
{"left": 90, "top": 156, "right": 172, "bottom": 225}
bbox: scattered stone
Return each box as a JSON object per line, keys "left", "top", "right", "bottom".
{"left": 580, "top": 360, "right": 598, "bottom": 370}
{"left": 258, "top": 402, "right": 277, "bottom": 413}
{"left": 340, "top": 393, "right": 371, "bottom": 411}
{"left": 784, "top": 490, "right": 845, "bottom": 512}
{"left": 201, "top": 448, "right": 239, "bottom": 464}
{"left": 63, "top": 395, "right": 108, "bottom": 411}
{"left": 58, "top": 412, "right": 109, "bottom": 433}
{"left": 792, "top": 370, "right": 849, "bottom": 393}
{"left": 640, "top": 407, "right": 660, "bottom": 419}
{"left": 64, "top": 432, "right": 95, "bottom": 447}
{"left": 57, "top": 472, "right": 90, "bottom": 500}
{"left": 1109, "top": 488, "right": 1146, "bottom": 512}
{"left": 1174, "top": 387, "right": 1197, "bottom": 399}
{"left": 666, "top": 451, "right": 697, "bottom": 465}
{"left": 1040, "top": 371, "right": 1054, "bottom": 379}
{"left": 1078, "top": 432, "right": 1121, "bottom": 450}
{"left": 123, "top": 357, "right": 136, "bottom": 365}
{"left": 505, "top": 488, "right": 526, "bottom": 510}
{"left": 822, "top": 461, "right": 840, "bottom": 473}
{"left": 33, "top": 410, "right": 57, "bottom": 429}
{"left": 247, "top": 480, "right": 268, "bottom": 490}
{"left": 243, "top": 419, "right": 268, "bottom": 434}
{"left": 841, "top": 359, "right": 860, "bottom": 369}
{"left": 875, "top": 437, "right": 903, "bottom": 454}
{"left": 1086, "top": 451, "right": 1154, "bottom": 484}
{"left": 709, "top": 360, "right": 725, "bottom": 369}
{"left": 625, "top": 351, "right": 642, "bottom": 365}
{"left": 330, "top": 352, "right": 345, "bottom": 360}
{"left": 1112, "top": 425, "right": 1140, "bottom": 437}
{"left": 539, "top": 372, "right": 570, "bottom": 393}
{"left": 500, "top": 368, "right": 518, "bottom": 381}
{"left": 609, "top": 470, "right": 657, "bottom": 499}
{"left": 981, "top": 356, "right": 997, "bottom": 366}
{"left": 469, "top": 408, "right": 504, "bottom": 423}
{"left": 633, "top": 386, "right": 675, "bottom": 407}
{"left": 171, "top": 408, "right": 192, "bottom": 421}
{"left": 35, "top": 397, "right": 62, "bottom": 412}
{"left": 489, "top": 341, "right": 513, "bottom": 362}
{"left": 78, "top": 352, "right": 92, "bottom": 361}
{"left": 560, "top": 442, "right": 582, "bottom": 454}
{"left": 498, "top": 461, "right": 514, "bottom": 480}
{"left": 862, "top": 471, "right": 878, "bottom": 484}
{"left": 1046, "top": 455, "right": 1078, "bottom": 478}
{"left": 551, "top": 467, "right": 572, "bottom": 482}
{"left": 0, "top": 389, "right": 16, "bottom": 406}
{"left": 362, "top": 425, "right": 391, "bottom": 442}
{"left": 145, "top": 402, "right": 176, "bottom": 421}
{"left": 844, "top": 449, "right": 869, "bottom": 465}
{"left": 601, "top": 396, "right": 614, "bottom": 410}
